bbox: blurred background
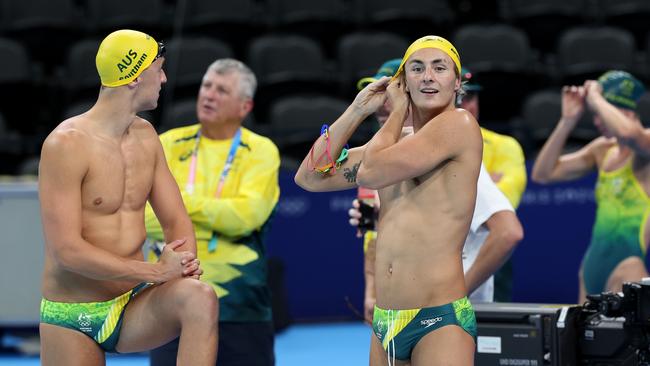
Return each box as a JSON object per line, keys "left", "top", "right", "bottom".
{"left": 1, "top": 0, "right": 649, "bottom": 361}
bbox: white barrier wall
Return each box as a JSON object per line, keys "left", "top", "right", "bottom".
{"left": 0, "top": 182, "right": 43, "bottom": 326}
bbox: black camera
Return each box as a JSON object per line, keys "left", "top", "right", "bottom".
{"left": 574, "top": 280, "right": 650, "bottom": 365}
{"left": 472, "top": 281, "right": 650, "bottom": 365}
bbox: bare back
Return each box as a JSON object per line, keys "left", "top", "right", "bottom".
{"left": 373, "top": 113, "right": 482, "bottom": 310}
{"left": 40, "top": 115, "right": 160, "bottom": 302}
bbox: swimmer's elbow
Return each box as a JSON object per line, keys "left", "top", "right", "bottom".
{"left": 507, "top": 225, "right": 524, "bottom": 248}
{"left": 294, "top": 172, "right": 318, "bottom": 192}
{"left": 356, "top": 165, "right": 381, "bottom": 190}
{"left": 52, "top": 243, "right": 82, "bottom": 272}
{"left": 531, "top": 163, "right": 560, "bottom": 184}
{"left": 530, "top": 170, "right": 550, "bottom": 184}
{"left": 502, "top": 222, "right": 524, "bottom": 252}
{"left": 294, "top": 171, "right": 331, "bottom": 192}
{"left": 293, "top": 172, "right": 310, "bottom": 191}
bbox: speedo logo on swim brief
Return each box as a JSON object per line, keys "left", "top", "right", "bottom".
{"left": 117, "top": 49, "right": 149, "bottom": 82}
{"left": 420, "top": 316, "right": 443, "bottom": 328}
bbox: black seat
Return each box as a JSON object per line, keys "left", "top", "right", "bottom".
{"left": 498, "top": 0, "right": 592, "bottom": 53}
{"left": 454, "top": 24, "right": 533, "bottom": 73}
{"left": 513, "top": 89, "right": 596, "bottom": 156}
{"left": 161, "top": 37, "right": 234, "bottom": 101}
{"left": 268, "top": 94, "right": 371, "bottom": 166}
{"left": 354, "top": 0, "right": 454, "bottom": 39}
{"left": 0, "top": 0, "right": 81, "bottom": 68}
{"left": 267, "top": 0, "right": 352, "bottom": 52}
{"left": 337, "top": 32, "right": 408, "bottom": 97}
{"left": 17, "top": 155, "right": 40, "bottom": 176}
{"left": 159, "top": 99, "right": 198, "bottom": 133}
{"left": 178, "top": 0, "right": 262, "bottom": 51}
{"left": 556, "top": 27, "right": 637, "bottom": 85}
{"left": 0, "top": 38, "right": 32, "bottom": 85}
{"left": 248, "top": 34, "right": 328, "bottom": 87}
{"left": 0, "top": 111, "right": 24, "bottom": 174}
{"left": 0, "top": 111, "right": 22, "bottom": 155}
{"left": 453, "top": 24, "right": 541, "bottom": 123}
{"left": 85, "top": 0, "right": 166, "bottom": 37}
{"left": 596, "top": 0, "right": 650, "bottom": 47}
{"left": 60, "top": 39, "right": 101, "bottom": 104}
{"left": 0, "top": 37, "right": 39, "bottom": 134}
{"left": 247, "top": 34, "right": 332, "bottom": 121}
{"left": 511, "top": 89, "right": 561, "bottom": 155}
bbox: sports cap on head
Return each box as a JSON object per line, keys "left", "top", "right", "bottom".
{"left": 461, "top": 67, "right": 482, "bottom": 92}
{"left": 392, "top": 35, "right": 461, "bottom": 80}
{"left": 95, "top": 29, "right": 165, "bottom": 87}
{"left": 357, "top": 58, "right": 402, "bottom": 90}
{"left": 597, "top": 70, "right": 646, "bottom": 110}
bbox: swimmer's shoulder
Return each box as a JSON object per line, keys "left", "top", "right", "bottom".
{"left": 43, "top": 116, "right": 92, "bottom": 154}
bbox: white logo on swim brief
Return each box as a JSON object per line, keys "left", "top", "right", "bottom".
{"left": 420, "top": 317, "right": 443, "bottom": 328}
{"left": 78, "top": 313, "right": 92, "bottom": 333}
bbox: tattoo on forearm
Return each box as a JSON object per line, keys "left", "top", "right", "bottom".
{"left": 343, "top": 162, "right": 361, "bottom": 183}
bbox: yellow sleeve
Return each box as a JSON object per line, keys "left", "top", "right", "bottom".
{"left": 144, "top": 204, "right": 164, "bottom": 241}
{"left": 145, "top": 128, "right": 280, "bottom": 241}
{"left": 491, "top": 136, "right": 527, "bottom": 208}
{"left": 180, "top": 140, "right": 280, "bottom": 239}
{"left": 144, "top": 131, "right": 177, "bottom": 241}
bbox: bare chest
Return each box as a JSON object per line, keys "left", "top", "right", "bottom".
{"left": 81, "top": 138, "right": 155, "bottom": 213}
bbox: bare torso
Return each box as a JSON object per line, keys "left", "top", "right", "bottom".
{"left": 41, "top": 116, "right": 158, "bottom": 302}
{"left": 374, "top": 140, "right": 480, "bottom": 310}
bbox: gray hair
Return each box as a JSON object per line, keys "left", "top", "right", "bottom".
{"left": 204, "top": 58, "right": 257, "bottom": 99}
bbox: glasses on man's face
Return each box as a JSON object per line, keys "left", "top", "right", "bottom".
{"left": 154, "top": 41, "right": 166, "bottom": 61}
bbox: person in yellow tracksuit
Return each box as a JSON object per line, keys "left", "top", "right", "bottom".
{"left": 145, "top": 58, "right": 280, "bottom": 366}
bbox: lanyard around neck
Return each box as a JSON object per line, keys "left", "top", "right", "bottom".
{"left": 185, "top": 128, "right": 242, "bottom": 197}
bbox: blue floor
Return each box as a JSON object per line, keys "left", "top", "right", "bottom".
{"left": 0, "top": 322, "right": 371, "bottom": 366}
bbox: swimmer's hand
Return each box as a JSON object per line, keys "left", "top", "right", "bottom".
{"left": 348, "top": 199, "right": 362, "bottom": 237}
{"left": 560, "top": 85, "right": 586, "bottom": 125}
{"left": 386, "top": 77, "right": 409, "bottom": 111}
{"left": 157, "top": 238, "right": 197, "bottom": 283}
{"left": 183, "top": 259, "right": 203, "bottom": 280}
{"left": 352, "top": 76, "right": 390, "bottom": 117}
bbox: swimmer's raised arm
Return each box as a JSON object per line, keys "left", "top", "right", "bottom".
{"left": 295, "top": 77, "right": 390, "bottom": 192}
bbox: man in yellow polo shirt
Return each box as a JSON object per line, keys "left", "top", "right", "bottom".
{"left": 145, "top": 58, "right": 280, "bottom": 366}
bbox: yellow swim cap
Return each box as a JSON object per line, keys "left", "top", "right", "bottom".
{"left": 392, "top": 35, "right": 461, "bottom": 80}
{"left": 95, "top": 29, "right": 162, "bottom": 87}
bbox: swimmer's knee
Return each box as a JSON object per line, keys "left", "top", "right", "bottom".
{"left": 613, "top": 256, "right": 647, "bottom": 276}
{"left": 171, "top": 279, "right": 218, "bottom": 315}
{"left": 607, "top": 257, "right": 649, "bottom": 292}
